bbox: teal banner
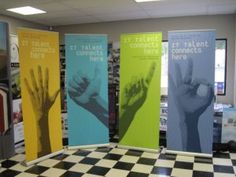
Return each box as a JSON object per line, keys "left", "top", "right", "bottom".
{"left": 66, "top": 34, "right": 109, "bottom": 147}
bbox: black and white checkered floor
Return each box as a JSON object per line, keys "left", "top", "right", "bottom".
{"left": 1, "top": 143, "right": 236, "bottom": 177}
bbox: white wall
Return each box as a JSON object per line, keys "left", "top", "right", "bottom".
{"left": 0, "top": 15, "right": 47, "bottom": 35}
{"left": 54, "top": 14, "right": 235, "bottom": 104}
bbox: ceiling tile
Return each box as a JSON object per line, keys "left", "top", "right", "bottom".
{"left": 207, "top": 4, "right": 236, "bottom": 15}
{"left": 146, "top": 3, "right": 208, "bottom": 18}
{"left": 60, "top": 0, "right": 108, "bottom": 9}
{"left": 71, "top": 0, "right": 142, "bottom": 15}
{"left": 138, "top": 1, "right": 208, "bottom": 10}
{"left": 47, "top": 15, "right": 101, "bottom": 26}
{"left": 0, "top": 0, "right": 57, "bottom": 9}
{"left": 32, "top": 2, "right": 72, "bottom": 12}
{"left": 29, "top": 9, "right": 87, "bottom": 19}
{"left": 96, "top": 11, "right": 149, "bottom": 22}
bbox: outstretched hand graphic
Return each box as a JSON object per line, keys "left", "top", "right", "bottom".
{"left": 119, "top": 63, "right": 156, "bottom": 140}
{"left": 68, "top": 66, "right": 108, "bottom": 127}
{"left": 169, "top": 58, "right": 214, "bottom": 152}
{"left": 24, "top": 66, "right": 60, "bottom": 157}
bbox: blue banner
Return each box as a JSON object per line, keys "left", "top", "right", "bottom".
{"left": 66, "top": 34, "right": 109, "bottom": 147}
{"left": 167, "top": 30, "right": 215, "bottom": 154}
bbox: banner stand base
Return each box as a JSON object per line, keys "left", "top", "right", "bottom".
{"left": 22, "top": 149, "right": 64, "bottom": 166}
{"left": 118, "top": 145, "right": 159, "bottom": 153}
{"left": 165, "top": 149, "right": 212, "bottom": 158}
{"left": 68, "top": 143, "right": 110, "bottom": 150}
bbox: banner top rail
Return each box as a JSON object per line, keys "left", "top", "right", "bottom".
{"left": 17, "top": 27, "right": 58, "bottom": 34}
{"left": 65, "top": 33, "right": 107, "bottom": 36}
{"left": 120, "top": 32, "right": 162, "bottom": 35}
{"left": 168, "top": 29, "right": 216, "bottom": 33}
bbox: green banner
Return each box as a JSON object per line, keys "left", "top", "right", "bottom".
{"left": 119, "top": 32, "right": 162, "bottom": 150}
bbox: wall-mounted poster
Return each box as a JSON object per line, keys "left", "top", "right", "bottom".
{"left": 12, "top": 98, "right": 24, "bottom": 147}
{"left": 61, "top": 112, "right": 68, "bottom": 145}
{"left": 0, "top": 22, "right": 15, "bottom": 159}
{"left": 66, "top": 34, "right": 109, "bottom": 148}
{"left": 10, "top": 34, "right": 21, "bottom": 100}
{"left": 119, "top": 32, "right": 162, "bottom": 151}
{"left": 222, "top": 108, "right": 236, "bottom": 143}
{"left": 167, "top": 30, "right": 215, "bottom": 155}
{"left": 59, "top": 44, "right": 67, "bottom": 112}
{"left": 18, "top": 28, "right": 63, "bottom": 165}
{"left": 10, "top": 34, "right": 19, "bottom": 66}
{"left": 10, "top": 34, "right": 24, "bottom": 147}
{"left": 109, "top": 42, "right": 120, "bottom": 85}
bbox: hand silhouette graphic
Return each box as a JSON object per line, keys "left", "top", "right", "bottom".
{"left": 68, "top": 66, "right": 108, "bottom": 127}
{"left": 119, "top": 63, "right": 156, "bottom": 140}
{"left": 24, "top": 66, "right": 60, "bottom": 157}
{"left": 169, "top": 58, "right": 214, "bottom": 152}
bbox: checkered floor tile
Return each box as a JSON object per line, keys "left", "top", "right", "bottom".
{"left": 1, "top": 145, "right": 236, "bottom": 177}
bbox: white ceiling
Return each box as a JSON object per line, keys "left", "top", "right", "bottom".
{"left": 0, "top": 0, "right": 236, "bottom": 26}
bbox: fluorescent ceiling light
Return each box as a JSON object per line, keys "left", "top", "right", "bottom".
{"left": 135, "top": 0, "right": 161, "bottom": 2}
{"left": 7, "top": 6, "right": 46, "bottom": 15}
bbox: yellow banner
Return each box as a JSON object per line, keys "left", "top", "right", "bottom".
{"left": 18, "top": 28, "right": 62, "bottom": 162}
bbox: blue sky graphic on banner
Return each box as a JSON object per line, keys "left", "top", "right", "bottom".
{"left": 66, "top": 34, "right": 109, "bottom": 146}
{"left": 167, "top": 30, "right": 215, "bottom": 154}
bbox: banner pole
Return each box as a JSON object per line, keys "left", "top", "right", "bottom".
{"left": 23, "top": 149, "right": 64, "bottom": 167}
{"left": 118, "top": 145, "right": 160, "bottom": 153}
{"left": 165, "top": 149, "right": 212, "bottom": 158}
{"left": 68, "top": 143, "right": 110, "bottom": 150}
